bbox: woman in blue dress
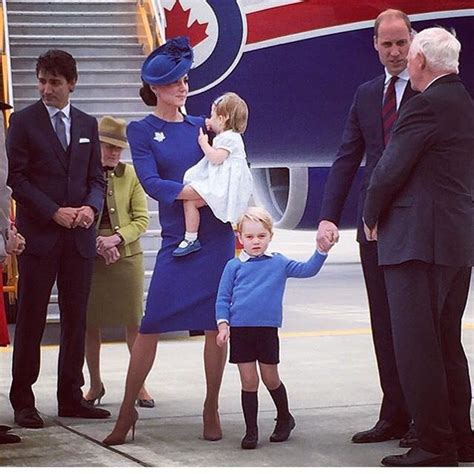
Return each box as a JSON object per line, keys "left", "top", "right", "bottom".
{"left": 103, "top": 37, "right": 235, "bottom": 446}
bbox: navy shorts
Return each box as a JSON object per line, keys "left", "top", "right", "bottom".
{"left": 229, "top": 327, "right": 280, "bottom": 364}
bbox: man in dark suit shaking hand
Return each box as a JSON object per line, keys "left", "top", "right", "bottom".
{"left": 7, "top": 50, "right": 109, "bottom": 428}
{"left": 317, "top": 9, "right": 416, "bottom": 445}
{"left": 364, "top": 28, "right": 474, "bottom": 467}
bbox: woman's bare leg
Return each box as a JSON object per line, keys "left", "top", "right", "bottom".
{"left": 103, "top": 333, "right": 159, "bottom": 444}
{"left": 84, "top": 326, "right": 103, "bottom": 400}
{"left": 125, "top": 325, "right": 153, "bottom": 401}
{"left": 203, "top": 330, "right": 227, "bottom": 440}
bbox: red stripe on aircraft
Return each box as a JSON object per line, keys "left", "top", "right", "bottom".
{"left": 246, "top": 0, "right": 474, "bottom": 44}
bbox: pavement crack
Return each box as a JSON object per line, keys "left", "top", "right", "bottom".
{"left": 54, "top": 420, "right": 152, "bottom": 467}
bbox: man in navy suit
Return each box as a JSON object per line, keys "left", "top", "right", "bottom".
{"left": 364, "top": 27, "right": 474, "bottom": 467}
{"left": 7, "top": 50, "right": 109, "bottom": 428}
{"left": 317, "top": 9, "right": 416, "bottom": 444}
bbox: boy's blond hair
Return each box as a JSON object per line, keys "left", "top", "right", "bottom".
{"left": 236, "top": 207, "right": 273, "bottom": 234}
{"left": 213, "top": 92, "right": 248, "bottom": 133}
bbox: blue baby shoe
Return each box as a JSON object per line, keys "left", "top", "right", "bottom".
{"left": 172, "top": 239, "right": 202, "bottom": 257}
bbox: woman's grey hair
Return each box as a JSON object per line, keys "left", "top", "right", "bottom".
{"left": 410, "top": 27, "right": 461, "bottom": 73}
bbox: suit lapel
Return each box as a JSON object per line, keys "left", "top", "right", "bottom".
{"left": 370, "top": 75, "right": 385, "bottom": 148}
{"left": 69, "top": 106, "right": 86, "bottom": 176}
{"left": 36, "top": 100, "right": 69, "bottom": 171}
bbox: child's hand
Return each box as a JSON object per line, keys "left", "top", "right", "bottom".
{"left": 198, "top": 128, "right": 209, "bottom": 148}
{"left": 316, "top": 220, "right": 339, "bottom": 253}
{"left": 216, "top": 323, "right": 230, "bottom": 347}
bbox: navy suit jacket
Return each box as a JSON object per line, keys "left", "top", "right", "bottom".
{"left": 6, "top": 100, "right": 105, "bottom": 257}
{"left": 319, "top": 74, "right": 417, "bottom": 242}
{"left": 363, "top": 74, "right": 474, "bottom": 267}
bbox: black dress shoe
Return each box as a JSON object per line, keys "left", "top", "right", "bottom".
{"left": 0, "top": 425, "right": 12, "bottom": 433}
{"left": 381, "top": 447, "right": 458, "bottom": 467}
{"left": 352, "top": 420, "right": 407, "bottom": 443}
{"left": 458, "top": 443, "right": 474, "bottom": 463}
{"left": 14, "top": 408, "right": 44, "bottom": 429}
{"left": 58, "top": 400, "right": 110, "bottom": 419}
{"left": 0, "top": 432, "right": 21, "bottom": 444}
{"left": 241, "top": 429, "right": 258, "bottom": 449}
{"left": 399, "top": 424, "right": 418, "bottom": 448}
{"left": 270, "top": 414, "right": 296, "bottom": 442}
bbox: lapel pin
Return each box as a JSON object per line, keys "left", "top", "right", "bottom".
{"left": 154, "top": 132, "right": 166, "bottom": 142}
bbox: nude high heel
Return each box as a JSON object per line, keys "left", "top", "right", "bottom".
{"left": 102, "top": 408, "right": 139, "bottom": 446}
{"left": 203, "top": 407, "right": 222, "bottom": 441}
{"left": 84, "top": 383, "right": 105, "bottom": 406}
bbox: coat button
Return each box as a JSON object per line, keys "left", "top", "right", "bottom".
{"left": 110, "top": 208, "right": 115, "bottom": 213}
{"left": 114, "top": 225, "right": 119, "bottom": 231}
{"left": 111, "top": 172, "right": 115, "bottom": 177}
{"left": 108, "top": 190, "right": 113, "bottom": 196}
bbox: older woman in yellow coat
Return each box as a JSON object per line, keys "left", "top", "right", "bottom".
{"left": 84, "top": 116, "right": 154, "bottom": 407}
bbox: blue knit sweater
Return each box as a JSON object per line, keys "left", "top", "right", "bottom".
{"left": 215, "top": 250, "right": 327, "bottom": 327}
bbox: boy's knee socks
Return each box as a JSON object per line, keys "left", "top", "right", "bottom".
{"left": 241, "top": 390, "right": 258, "bottom": 432}
{"left": 268, "top": 382, "right": 290, "bottom": 420}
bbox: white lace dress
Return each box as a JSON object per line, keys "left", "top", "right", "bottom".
{"left": 183, "top": 130, "right": 253, "bottom": 224}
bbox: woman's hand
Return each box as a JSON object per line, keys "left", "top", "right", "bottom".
{"left": 98, "top": 246, "right": 120, "bottom": 265}
{"left": 216, "top": 322, "right": 230, "bottom": 347}
{"left": 97, "top": 234, "right": 122, "bottom": 252}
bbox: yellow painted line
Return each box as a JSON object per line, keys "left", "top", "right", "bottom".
{"left": 1, "top": 324, "right": 473, "bottom": 352}
{"left": 280, "top": 328, "right": 371, "bottom": 338}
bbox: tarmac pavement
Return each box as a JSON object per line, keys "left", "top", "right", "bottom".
{"left": 0, "top": 230, "right": 473, "bottom": 468}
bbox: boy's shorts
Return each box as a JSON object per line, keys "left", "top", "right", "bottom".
{"left": 229, "top": 326, "right": 280, "bottom": 364}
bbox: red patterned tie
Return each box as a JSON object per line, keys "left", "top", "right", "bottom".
{"left": 382, "top": 75, "right": 399, "bottom": 146}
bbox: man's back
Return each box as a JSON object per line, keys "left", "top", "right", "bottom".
{"left": 373, "top": 74, "right": 474, "bottom": 266}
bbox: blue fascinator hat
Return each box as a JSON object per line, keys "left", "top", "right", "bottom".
{"left": 141, "top": 36, "right": 193, "bottom": 86}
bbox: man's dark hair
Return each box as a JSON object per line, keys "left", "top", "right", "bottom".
{"left": 36, "top": 49, "right": 78, "bottom": 82}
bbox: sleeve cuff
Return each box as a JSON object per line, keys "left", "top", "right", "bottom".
{"left": 216, "top": 319, "right": 229, "bottom": 326}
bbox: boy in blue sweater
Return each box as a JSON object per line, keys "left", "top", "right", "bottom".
{"left": 216, "top": 207, "right": 332, "bottom": 449}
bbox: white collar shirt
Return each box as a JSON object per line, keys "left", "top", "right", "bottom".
{"left": 384, "top": 68, "right": 410, "bottom": 110}
{"left": 238, "top": 249, "right": 274, "bottom": 262}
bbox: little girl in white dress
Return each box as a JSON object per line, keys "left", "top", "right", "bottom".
{"left": 173, "top": 92, "right": 253, "bottom": 257}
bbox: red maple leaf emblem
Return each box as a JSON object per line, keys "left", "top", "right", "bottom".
{"left": 165, "top": 1, "right": 209, "bottom": 47}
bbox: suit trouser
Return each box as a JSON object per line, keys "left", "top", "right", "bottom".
{"left": 359, "top": 242, "right": 410, "bottom": 426}
{"left": 10, "top": 232, "right": 94, "bottom": 412}
{"left": 383, "top": 261, "right": 472, "bottom": 454}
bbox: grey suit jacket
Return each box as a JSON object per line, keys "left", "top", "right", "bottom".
{"left": 0, "top": 112, "right": 12, "bottom": 260}
{"left": 363, "top": 74, "right": 474, "bottom": 267}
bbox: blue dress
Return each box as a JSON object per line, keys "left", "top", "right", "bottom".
{"left": 127, "top": 114, "right": 235, "bottom": 333}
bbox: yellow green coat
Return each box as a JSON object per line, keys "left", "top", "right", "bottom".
{"left": 87, "top": 162, "right": 149, "bottom": 328}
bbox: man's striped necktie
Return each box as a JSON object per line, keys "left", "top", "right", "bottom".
{"left": 382, "top": 76, "right": 399, "bottom": 146}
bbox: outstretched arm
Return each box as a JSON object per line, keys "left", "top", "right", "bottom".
{"left": 286, "top": 250, "right": 328, "bottom": 278}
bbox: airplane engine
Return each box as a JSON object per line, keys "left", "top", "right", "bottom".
{"left": 251, "top": 166, "right": 363, "bottom": 230}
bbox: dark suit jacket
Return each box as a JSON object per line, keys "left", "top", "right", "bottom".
{"left": 6, "top": 100, "right": 104, "bottom": 257}
{"left": 319, "top": 74, "right": 417, "bottom": 242}
{"left": 363, "top": 74, "right": 474, "bottom": 267}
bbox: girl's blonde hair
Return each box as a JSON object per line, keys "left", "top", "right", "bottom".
{"left": 236, "top": 207, "right": 273, "bottom": 234}
{"left": 213, "top": 92, "right": 248, "bottom": 133}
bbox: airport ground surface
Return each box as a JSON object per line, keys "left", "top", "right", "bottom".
{"left": 1, "top": 230, "right": 473, "bottom": 468}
